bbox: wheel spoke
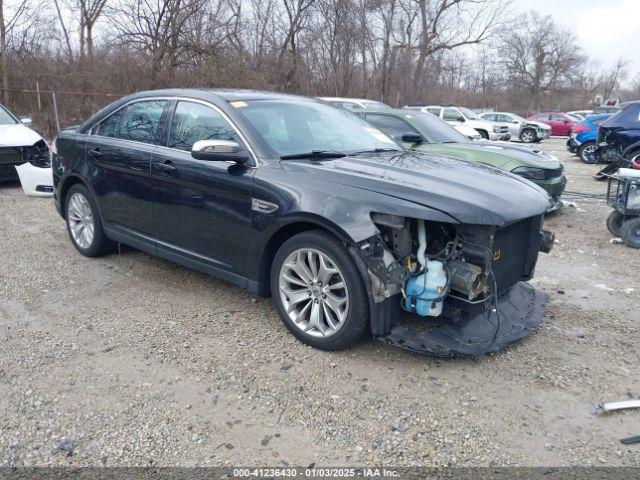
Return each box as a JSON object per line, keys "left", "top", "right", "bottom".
{"left": 317, "top": 254, "right": 337, "bottom": 285}
{"left": 324, "top": 291, "right": 346, "bottom": 320}
{"left": 325, "top": 281, "right": 344, "bottom": 291}
{"left": 307, "top": 250, "right": 318, "bottom": 279}
{"left": 291, "top": 252, "right": 313, "bottom": 284}
{"left": 309, "top": 301, "right": 327, "bottom": 335}
{"left": 282, "top": 272, "right": 308, "bottom": 288}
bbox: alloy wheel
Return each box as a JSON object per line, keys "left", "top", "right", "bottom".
{"left": 521, "top": 130, "right": 535, "bottom": 143}
{"left": 278, "top": 248, "right": 349, "bottom": 338}
{"left": 581, "top": 144, "right": 597, "bottom": 162}
{"left": 67, "top": 192, "right": 95, "bottom": 250}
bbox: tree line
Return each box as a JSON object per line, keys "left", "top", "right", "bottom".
{"left": 1, "top": 0, "right": 638, "bottom": 137}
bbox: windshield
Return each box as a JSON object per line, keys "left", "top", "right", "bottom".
{"left": 459, "top": 107, "right": 478, "bottom": 120}
{"left": 233, "top": 99, "right": 400, "bottom": 157}
{"left": 404, "top": 111, "right": 469, "bottom": 143}
{"left": 0, "top": 106, "right": 18, "bottom": 125}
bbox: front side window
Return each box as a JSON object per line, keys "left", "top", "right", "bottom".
{"left": 234, "top": 99, "right": 398, "bottom": 157}
{"left": 0, "top": 106, "right": 17, "bottom": 125}
{"left": 426, "top": 107, "right": 441, "bottom": 116}
{"left": 95, "top": 100, "right": 166, "bottom": 144}
{"left": 550, "top": 114, "right": 566, "bottom": 122}
{"left": 482, "top": 113, "right": 496, "bottom": 121}
{"left": 365, "top": 114, "right": 419, "bottom": 140}
{"left": 168, "top": 101, "right": 239, "bottom": 151}
{"left": 443, "top": 108, "right": 463, "bottom": 121}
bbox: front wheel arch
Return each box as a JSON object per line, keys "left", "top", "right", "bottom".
{"left": 256, "top": 219, "right": 355, "bottom": 297}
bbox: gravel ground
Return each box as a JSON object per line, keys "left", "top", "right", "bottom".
{"left": 0, "top": 138, "right": 639, "bottom": 467}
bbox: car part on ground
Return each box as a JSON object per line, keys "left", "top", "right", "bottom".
{"left": 358, "top": 109, "right": 566, "bottom": 211}
{"left": 595, "top": 399, "right": 640, "bottom": 415}
{"left": 15, "top": 162, "right": 54, "bottom": 196}
{"left": 0, "top": 104, "right": 52, "bottom": 194}
{"left": 405, "top": 105, "right": 511, "bottom": 141}
{"left": 53, "top": 89, "right": 553, "bottom": 357}
{"left": 621, "top": 435, "right": 640, "bottom": 445}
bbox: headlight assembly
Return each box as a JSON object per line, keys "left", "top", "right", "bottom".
{"left": 511, "top": 166, "right": 546, "bottom": 181}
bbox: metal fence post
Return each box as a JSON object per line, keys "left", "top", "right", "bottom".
{"left": 51, "top": 90, "right": 60, "bottom": 133}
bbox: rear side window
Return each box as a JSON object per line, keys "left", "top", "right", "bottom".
{"left": 168, "top": 101, "right": 239, "bottom": 151}
{"left": 365, "top": 114, "right": 419, "bottom": 139}
{"left": 94, "top": 100, "right": 166, "bottom": 144}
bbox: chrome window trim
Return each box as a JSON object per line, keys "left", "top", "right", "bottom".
{"left": 86, "top": 96, "right": 258, "bottom": 167}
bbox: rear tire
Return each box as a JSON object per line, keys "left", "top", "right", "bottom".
{"left": 621, "top": 218, "right": 640, "bottom": 248}
{"left": 606, "top": 211, "right": 624, "bottom": 237}
{"left": 65, "top": 183, "right": 113, "bottom": 257}
{"left": 270, "top": 230, "right": 369, "bottom": 350}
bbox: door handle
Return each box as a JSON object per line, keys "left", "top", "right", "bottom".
{"left": 158, "top": 161, "right": 177, "bottom": 174}
{"left": 88, "top": 148, "right": 102, "bottom": 158}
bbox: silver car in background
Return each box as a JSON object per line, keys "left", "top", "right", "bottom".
{"left": 480, "top": 112, "right": 550, "bottom": 143}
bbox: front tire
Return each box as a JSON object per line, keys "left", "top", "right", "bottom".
{"left": 578, "top": 141, "right": 597, "bottom": 163}
{"left": 65, "top": 183, "right": 112, "bottom": 257}
{"left": 270, "top": 230, "right": 369, "bottom": 350}
{"left": 520, "top": 128, "right": 536, "bottom": 143}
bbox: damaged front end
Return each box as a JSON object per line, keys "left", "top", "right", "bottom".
{"left": 353, "top": 213, "right": 553, "bottom": 357}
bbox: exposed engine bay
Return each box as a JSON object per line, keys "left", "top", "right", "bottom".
{"left": 355, "top": 213, "right": 554, "bottom": 357}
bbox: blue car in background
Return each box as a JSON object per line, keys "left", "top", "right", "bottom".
{"left": 567, "top": 114, "right": 611, "bottom": 163}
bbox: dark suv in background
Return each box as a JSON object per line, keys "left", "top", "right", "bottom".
{"left": 597, "top": 101, "right": 640, "bottom": 165}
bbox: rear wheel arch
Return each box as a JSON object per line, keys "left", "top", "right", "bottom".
{"left": 476, "top": 129, "right": 489, "bottom": 139}
{"left": 256, "top": 219, "right": 355, "bottom": 297}
{"left": 59, "top": 175, "right": 88, "bottom": 219}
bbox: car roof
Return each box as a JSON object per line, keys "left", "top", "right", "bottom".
{"left": 129, "top": 88, "right": 311, "bottom": 103}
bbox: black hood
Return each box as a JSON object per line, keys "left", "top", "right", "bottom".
{"left": 283, "top": 150, "right": 551, "bottom": 226}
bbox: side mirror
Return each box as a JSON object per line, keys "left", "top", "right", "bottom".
{"left": 20, "top": 117, "right": 32, "bottom": 126}
{"left": 191, "top": 139, "right": 248, "bottom": 163}
{"left": 397, "top": 133, "right": 423, "bottom": 144}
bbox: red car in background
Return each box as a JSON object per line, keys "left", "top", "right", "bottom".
{"left": 527, "top": 112, "right": 578, "bottom": 136}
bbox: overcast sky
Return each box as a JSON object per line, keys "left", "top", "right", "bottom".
{"left": 514, "top": 0, "right": 639, "bottom": 80}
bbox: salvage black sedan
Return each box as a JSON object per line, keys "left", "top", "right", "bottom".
{"left": 52, "top": 89, "right": 554, "bottom": 357}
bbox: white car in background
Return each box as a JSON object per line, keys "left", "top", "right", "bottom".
{"left": 406, "top": 105, "right": 511, "bottom": 141}
{"left": 0, "top": 105, "right": 52, "bottom": 196}
{"left": 317, "top": 97, "right": 392, "bottom": 111}
{"left": 479, "top": 111, "right": 551, "bottom": 143}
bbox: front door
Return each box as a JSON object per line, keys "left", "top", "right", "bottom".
{"left": 150, "top": 100, "right": 256, "bottom": 277}
{"left": 87, "top": 99, "right": 168, "bottom": 238}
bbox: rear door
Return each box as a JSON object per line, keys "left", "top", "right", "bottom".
{"left": 149, "top": 100, "right": 256, "bottom": 276}
{"left": 87, "top": 99, "right": 168, "bottom": 239}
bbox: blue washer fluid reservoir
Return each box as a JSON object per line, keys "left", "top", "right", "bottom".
{"left": 404, "top": 260, "right": 448, "bottom": 316}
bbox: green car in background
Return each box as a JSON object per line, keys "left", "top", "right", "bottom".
{"left": 356, "top": 108, "right": 567, "bottom": 211}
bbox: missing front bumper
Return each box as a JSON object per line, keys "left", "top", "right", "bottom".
{"left": 378, "top": 282, "right": 548, "bottom": 357}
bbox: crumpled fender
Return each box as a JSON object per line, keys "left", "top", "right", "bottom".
{"left": 15, "top": 163, "right": 53, "bottom": 197}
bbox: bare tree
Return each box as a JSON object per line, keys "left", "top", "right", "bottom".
{"left": 501, "top": 11, "right": 584, "bottom": 111}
